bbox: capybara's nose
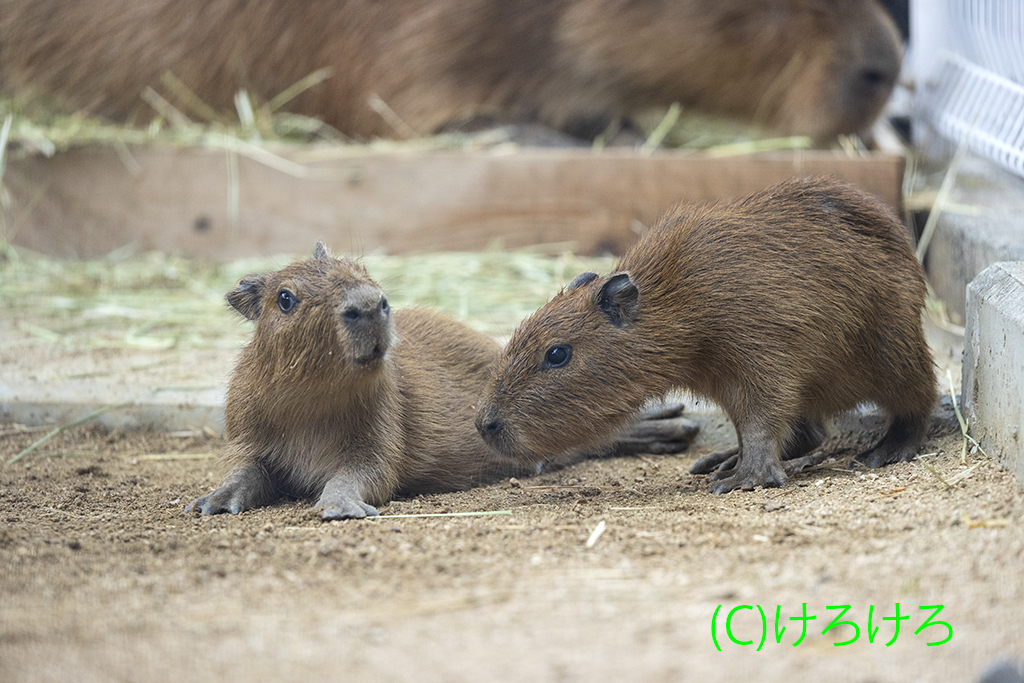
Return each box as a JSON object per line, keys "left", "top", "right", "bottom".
{"left": 342, "top": 293, "right": 389, "bottom": 324}
{"left": 851, "top": 13, "right": 901, "bottom": 98}
{"left": 341, "top": 288, "right": 393, "bottom": 365}
{"left": 476, "top": 407, "right": 504, "bottom": 442}
{"left": 856, "top": 60, "right": 898, "bottom": 98}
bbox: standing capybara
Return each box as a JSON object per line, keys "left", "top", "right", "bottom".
{"left": 186, "top": 243, "right": 694, "bottom": 519}
{"left": 476, "top": 176, "right": 937, "bottom": 494}
{"left": 0, "top": 0, "right": 901, "bottom": 140}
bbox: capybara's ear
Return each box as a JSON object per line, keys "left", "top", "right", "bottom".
{"left": 596, "top": 272, "right": 638, "bottom": 327}
{"left": 566, "top": 272, "right": 599, "bottom": 291}
{"left": 226, "top": 273, "right": 267, "bottom": 320}
{"left": 313, "top": 241, "right": 331, "bottom": 260}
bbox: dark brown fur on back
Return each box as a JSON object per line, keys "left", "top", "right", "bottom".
{"left": 1, "top": 0, "right": 900, "bottom": 139}
{"left": 478, "top": 176, "right": 937, "bottom": 493}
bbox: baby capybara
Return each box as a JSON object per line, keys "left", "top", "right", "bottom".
{"left": 476, "top": 176, "right": 937, "bottom": 494}
{"left": 0, "top": 0, "right": 901, "bottom": 140}
{"left": 186, "top": 243, "right": 694, "bottom": 519}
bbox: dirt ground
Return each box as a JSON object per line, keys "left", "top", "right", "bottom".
{"left": 1, "top": 417, "right": 1022, "bottom": 683}
{"left": 1, "top": 249, "right": 1022, "bottom": 682}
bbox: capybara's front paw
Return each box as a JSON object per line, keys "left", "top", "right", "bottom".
{"left": 315, "top": 495, "right": 380, "bottom": 520}
{"left": 185, "top": 485, "right": 251, "bottom": 515}
{"left": 184, "top": 464, "right": 271, "bottom": 515}
{"left": 708, "top": 458, "right": 786, "bottom": 494}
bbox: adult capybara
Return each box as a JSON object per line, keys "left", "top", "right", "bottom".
{"left": 476, "top": 176, "right": 937, "bottom": 494}
{"left": 0, "top": 0, "right": 901, "bottom": 140}
{"left": 186, "top": 243, "right": 694, "bottom": 519}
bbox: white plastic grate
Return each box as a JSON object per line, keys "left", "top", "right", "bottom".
{"left": 917, "top": 0, "right": 1024, "bottom": 178}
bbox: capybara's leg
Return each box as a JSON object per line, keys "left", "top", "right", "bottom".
{"left": 780, "top": 417, "right": 828, "bottom": 474}
{"left": 854, "top": 413, "right": 928, "bottom": 469}
{"left": 709, "top": 424, "right": 787, "bottom": 494}
{"left": 785, "top": 417, "right": 826, "bottom": 459}
{"left": 692, "top": 416, "right": 823, "bottom": 476}
{"left": 315, "top": 472, "right": 381, "bottom": 520}
{"left": 185, "top": 463, "right": 275, "bottom": 515}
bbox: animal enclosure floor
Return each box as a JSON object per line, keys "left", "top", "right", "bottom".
{"left": 1, "top": 425, "right": 1021, "bottom": 683}
{"left": 0, "top": 248, "right": 1019, "bottom": 680}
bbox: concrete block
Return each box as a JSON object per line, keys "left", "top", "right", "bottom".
{"left": 0, "top": 380, "right": 226, "bottom": 434}
{"left": 926, "top": 155, "right": 1024, "bottom": 323}
{"left": 962, "top": 262, "right": 1024, "bottom": 487}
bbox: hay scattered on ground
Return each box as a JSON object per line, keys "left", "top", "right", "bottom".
{"left": 1, "top": 92, "right": 840, "bottom": 163}
{"left": 0, "top": 241, "right": 616, "bottom": 351}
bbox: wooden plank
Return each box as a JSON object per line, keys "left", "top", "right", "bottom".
{"left": 3, "top": 146, "right": 904, "bottom": 258}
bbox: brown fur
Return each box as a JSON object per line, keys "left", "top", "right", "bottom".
{"left": 477, "top": 176, "right": 937, "bottom": 493}
{"left": 1, "top": 0, "right": 900, "bottom": 139}
{"left": 187, "top": 243, "right": 693, "bottom": 519}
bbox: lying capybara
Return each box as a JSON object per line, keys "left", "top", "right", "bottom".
{"left": 0, "top": 0, "right": 901, "bottom": 140}
{"left": 186, "top": 243, "right": 695, "bottom": 519}
{"left": 476, "top": 176, "right": 937, "bottom": 494}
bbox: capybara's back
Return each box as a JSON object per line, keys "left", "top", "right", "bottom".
{"left": 477, "top": 177, "right": 936, "bottom": 493}
{"left": 0, "top": 0, "right": 901, "bottom": 139}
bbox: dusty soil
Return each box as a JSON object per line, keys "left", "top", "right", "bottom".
{"left": 1, "top": 248, "right": 1021, "bottom": 681}
{"left": 1, "top": 420, "right": 1022, "bottom": 683}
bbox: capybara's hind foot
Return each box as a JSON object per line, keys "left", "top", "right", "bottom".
{"left": 853, "top": 414, "right": 927, "bottom": 469}
{"left": 613, "top": 403, "right": 700, "bottom": 455}
{"left": 782, "top": 450, "right": 828, "bottom": 474}
{"left": 689, "top": 447, "right": 738, "bottom": 475}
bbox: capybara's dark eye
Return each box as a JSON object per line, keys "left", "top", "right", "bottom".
{"left": 277, "top": 289, "right": 297, "bottom": 313}
{"left": 381, "top": 298, "right": 390, "bottom": 314}
{"left": 543, "top": 344, "right": 572, "bottom": 369}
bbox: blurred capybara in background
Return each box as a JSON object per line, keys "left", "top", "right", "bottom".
{"left": 0, "top": 0, "right": 901, "bottom": 140}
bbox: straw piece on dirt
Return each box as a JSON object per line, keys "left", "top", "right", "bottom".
{"left": 141, "top": 87, "right": 194, "bottom": 129}
{"left": 945, "top": 461, "right": 984, "bottom": 487}
{"left": 153, "top": 385, "right": 220, "bottom": 392}
{"left": 266, "top": 68, "right": 333, "bottom": 113}
{"left": 234, "top": 91, "right": 257, "bottom": 131}
{"left": 160, "top": 72, "right": 225, "bottom": 124}
{"left": 367, "top": 93, "right": 419, "bottom": 139}
{"left": 0, "top": 424, "right": 53, "bottom": 437}
{"left": 916, "top": 131, "right": 970, "bottom": 262}
{"left": 946, "top": 369, "right": 990, "bottom": 463}
{"left": 133, "top": 453, "right": 217, "bottom": 460}
{"left": 636, "top": 455, "right": 660, "bottom": 469}
{"left": 641, "top": 102, "right": 681, "bottom": 154}
{"left": 961, "top": 514, "right": 1010, "bottom": 529}
{"left": 585, "top": 520, "right": 607, "bottom": 548}
{"left": 0, "top": 113, "right": 12, "bottom": 183}
{"left": 227, "top": 146, "right": 240, "bottom": 227}
{"left": 206, "top": 133, "right": 343, "bottom": 179}
{"left": 880, "top": 486, "right": 907, "bottom": 496}
{"left": 925, "top": 287, "right": 966, "bottom": 336}
{"left": 7, "top": 403, "right": 128, "bottom": 465}
{"left": 373, "top": 510, "right": 513, "bottom": 519}
{"left": 523, "top": 485, "right": 616, "bottom": 492}
{"left": 702, "top": 136, "right": 812, "bottom": 158}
